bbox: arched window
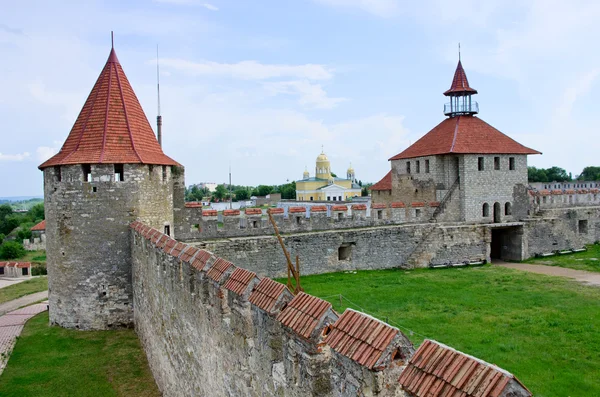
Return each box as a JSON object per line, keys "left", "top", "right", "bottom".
{"left": 482, "top": 203, "right": 489, "bottom": 217}
{"left": 505, "top": 202, "right": 512, "bottom": 215}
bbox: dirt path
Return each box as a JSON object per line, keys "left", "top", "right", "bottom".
{"left": 0, "top": 291, "right": 48, "bottom": 316}
{"left": 494, "top": 261, "right": 600, "bottom": 287}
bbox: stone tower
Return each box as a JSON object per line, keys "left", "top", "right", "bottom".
{"left": 39, "top": 45, "right": 181, "bottom": 330}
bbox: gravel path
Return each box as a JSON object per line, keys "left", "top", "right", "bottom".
{"left": 494, "top": 261, "right": 600, "bottom": 287}
{"left": 0, "top": 291, "right": 48, "bottom": 316}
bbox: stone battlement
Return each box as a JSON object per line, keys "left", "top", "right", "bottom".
{"left": 530, "top": 188, "right": 600, "bottom": 211}
{"left": 177, "top": 202, "right": 443, "bottom": 241}
{"left": 130, "top": 221, "right": 531, "bottom": 397}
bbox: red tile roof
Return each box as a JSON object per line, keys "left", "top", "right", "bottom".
{"left": 332, "top": 205, "right": 348, "bottom": 211}
{"left": 185, "top": 202, "right": 202, "bottom": 208}
{"left": 398, "top": 339, "right": 531, "bottom": 397}
{"left": 30, "top": 220, "right": 46, "bottom": 231}
{"left": 352, "top": 204, "right": 367, "bottom": 210}
{"left": 268, "top": 208, "right": 284, "bottom": 214}
{"left": 223, "top": 209, "right": 240, "bottom": 216}
{"left": 0, "top": 262, "right": 31, "bottom": 268}
{"left": 39, "top": 47, "right": 179, "bottom": 169}
{"left": 391, "top": 202, "right": 405, "bottom": 208}
{"left": 288, "top": 207, "right": 306, "bottom": 213}
{"left": 245, "top": 208, "right": 262, "bottom": 215}
{"left": 326, "top": 309, "right": 399, "bottom": 370}
{"left": 223, "top": 267, "right": 258, "bottom": 296}
{"left": 191, "top": 250, "right": 212, "bottom": 271}
{"left": 180, "top": 246, "right": 200, "bottom": 263}
{"left": 169, "top": 242, "right": 187, "bottom": 257}
{"left": 371, "top": 203, "right": 387, "bottom": 209}
{"left": 444, "top": 60, "right": 478, "bottom": 96}
{"left": 162, "top": 238, "right": 177, "bottom": 253}
{"left": 429, "top": 201, "right": 440, "bottom": 207}
{"left": 310, "top": 206, "right": 328, "bottom": 213}
{"left": 202, "top": 209, "right": 218, "bottom": 217}
{"left": 411, "top": 202, "right": 425, "bottom": 208}
{"left": 389, "top": 116, "right": 540, "bottom": 161}
{"left": 156, "top": 234, "right": 169, "bottom": 249}
{"left": 370, "top": 171, "right": 392, "bottom": 191}
{"left": 206, "top": 257, "right": 235, "bottom": 284}
{"left": 551, "top": 190, "right": 563, "bottom": 195}
{"left": 248, "top": 278, "right": 292, "bottom": 314}
{"left": 276, "top": 292, "right": 335, "bottom": 340}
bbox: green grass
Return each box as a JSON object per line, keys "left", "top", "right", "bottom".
{"left": 0, "top": 277, "right": 47, "bottom": 305}
{"left": 0, "top": 312, "right": 160, "bottom": 397}
{"left": 523, "top": 243, "right": 600, "bottom": 273}
{"left": 286, "top": 266, "right": 600, "bottom": 397}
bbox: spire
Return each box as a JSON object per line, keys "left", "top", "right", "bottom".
{"left": 39, "top": 42, "right": 179, "bottom": 169}
{"left": 444, "top": 60, "right": 477, "bottom": 97}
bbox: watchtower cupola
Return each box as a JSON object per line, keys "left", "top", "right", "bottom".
{"left": 443, "top": 59, "right": 478, "bottom": 117}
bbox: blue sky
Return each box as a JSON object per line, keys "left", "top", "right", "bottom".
{"left": 1, "top": 0, "right": 599, "bottom": 196}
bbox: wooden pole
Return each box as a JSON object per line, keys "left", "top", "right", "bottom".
{"left": 268, "top": 211, "right": 299, "bottom": 289}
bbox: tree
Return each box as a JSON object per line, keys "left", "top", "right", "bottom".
{"left": 27, "top": 203, "right": 45, "bottom": 222}
{"left": 257, "top": 185, "right": 273, "bottom": 196}
{"left": 213, "top": 184, "right": 227, "bottom": 201}
{"left": 0, "top": 241, "right": 26, "bottom": 260}
{"left": 331, "top": 172, "right": 337, "bottom": 178}
{"left": 0, "top": 233, "right": 4, "bottom": 244}
{"left": 577, "top": 166, "right": 600, "bottom": 181}
{"left": 528, "top": 166, "right": 570, "bottom": 183}
{"left": 234, "top": 189, "right": 249, "bottom": 201}
{"left": 0, "top": 216, "right": 20, "bottom": 236}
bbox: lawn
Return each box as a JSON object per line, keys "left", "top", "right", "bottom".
{"left": 0, "top": 312, "right": 160, "bottom": 397}
{"left": 290, "top": 266, "right": 600, "bottom": 397}
{"left": 523, "top": 243, "right": 600, "bottom": 273}
{"left": 11, "top": 249, "right": 47, "bottom": 265}
{"left": 0, "top": 277, "right": 47, "bottom": 305}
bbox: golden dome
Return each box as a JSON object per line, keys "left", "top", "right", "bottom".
{"left": 347, "top": 163, "right": 354, "bottom": 173}
{"left": 316, "top": 152, "right": 328, "bottom": 162}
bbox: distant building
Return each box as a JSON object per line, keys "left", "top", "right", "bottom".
{"left": 199, "top": 182, "right": 217, "bottom": 192}
{"left": 295, "top": 150, "right": 361, "bottom": 201}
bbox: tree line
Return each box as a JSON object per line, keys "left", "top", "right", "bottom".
{"left": 0, "top": 203, "right": 44, "bottom": 259}
{"left": 528, "top": 166, "right": 600, "bottom": 183}
{"left": 185, "top": 182, "right": 298, "bottom": 202}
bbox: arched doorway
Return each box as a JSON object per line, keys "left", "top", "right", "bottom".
{"left": 493, "top": 202, "right": 501, "bottom": 223}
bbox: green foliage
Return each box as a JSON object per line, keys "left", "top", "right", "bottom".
{"left": 0, "top": 202, "right": 45, "bottom": 235}
{"left": 291, "top": 266, "right": 600, "bottom": 396}
{"left": 256, "top": 185, "right": 273, "bottom": 196}
{"left": 0, "top": 311, "right": 161, "bottom": 396}
{"left": 0, "top": 233, "right": 4, "bottom": 244}
{"left": 330, "top": 172, "right": 337, "bottom": 177}
{"left": 184, "top": 185, "right": 209, "bottom": 202}
{"left": 524, "top": 244, "right": 600, "bottom": 273}
{"left": 233, "top": 188, "right": 250, "bottom": 201}
{"left": 32, "top": 265, "right": 47, "bottom": 276}
{"left": 27, "top": 203, "right": 45, "bottom": 222}
{"left": 577, "top": 166, "right": 600, "bottom": 181}
{"left": 17, "top": 228, "right": 32, "bottom": 241}
{"left": 0, "top": 241, "right": 26, "bottom": 259}
{"left": 528, "top": 166, "right": 571, "bottom": 182}
{"left": 213, "top": 184, "right": 227, "bottom": 200}
{"left": 276, "top": 182, "right": 296, "bottom": 200}
{"left": 2, "top": 198, "right": 43, "bottom": 212}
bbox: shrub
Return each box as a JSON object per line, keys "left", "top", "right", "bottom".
{"left": 0, "top": 241, "right": 26, "bottom": 259}
{"left": 17, "top": 228, "right": 32, "bottom": 241}
{"left": 32, "top": 265, "right": 47, "bottom": 276}
{"left": 0, "top": 233, "right": 4, "bottom": 244}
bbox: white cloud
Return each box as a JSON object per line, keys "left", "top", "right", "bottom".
{"left": 159, "top": 59, "right": 334, "bottom": 80}
{"left": 264, "top": 80, "right": 347, "bottom": 109}
{"left": 202, "top": 3, "right": 218, "bottom": 11}
{"left": 555, "top": 69, "right": 600, "bottom": 121}
{"left": 0, "top": 152, "right": 30, "bottom": 162}
{"left": 313, "top": 0, "right": 400, "bottom": 18}
{"left": 36, "top": 145, "right": 61, "bottom": 162}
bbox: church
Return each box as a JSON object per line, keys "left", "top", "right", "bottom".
{"left": 295, "top": 150, "right": 361, "bottom": 201}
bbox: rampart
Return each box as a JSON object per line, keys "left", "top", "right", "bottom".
{"left": 130, "top": 222, "right": 532, "bottom": 397}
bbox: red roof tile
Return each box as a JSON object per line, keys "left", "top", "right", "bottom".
{"left": 332, "top": 205, "right": 348, "bottom": 211}
{"left": 371, "top": 203, "right": 387, "bottom": 209}
{"left": 268, "top": 208, "right": 284, "bottom": 214}
{"left": 411, "top": 202, "right": 425, "bottom": 208}
{"left": 352, "top": 204, "right": 367, "bottom": 210}
{"left": 326, "top": 309, "right": 399, "bottom": 370}
{"left": 0, "top": 262, "right": 30, "bottom": 268}
{"left": 206, "top": 257, "right": 235, "bottom": 284}
{"left": 389, "top": 116, "right": 540, "bottom": 161}
{"left": 245, "top": 208, "right": 263, "bottom": 215}
{"left": 288, "top": 207, "right": 306, "bottom": 213}
{"left": 391, "top": 202, "right": 406, "bottom": 208}
{"left": 156, "top": 234, "right": 170, "bottom": 249}
{"left": 223, "top": 209, "right": 240, "bottom": 216}
{"left": 551, "top": 190, "right": 563, "bottom": 195}
{"left": 248, "top": 278, "right": 292, "bottom": 314}
{"left": 169, "top": 242, "right": 187, "bottom": 257}
{"left": 191, "top": 250, "right": 212, "bottom": 270}
{"left": 30, "top": 220, "right": 46, "bottom": 231}
{"left": 39, "top": 47, "right": 179, "bottom": 169}
{"left": 150, "top": 230, "right": 163, "bottom": 245}
{"left": 564, "top": 189, "right": 576, "bottom": 194}
{"left": 429, "top": 201, "right": 440, "bottom": 207}
{"left": 444, "top": 60, "right": 478, "bottom": 96}
{"left": 223, "top": 267, "right": 258, "bottom": 296}
{"left": 202, "top": 209, "right": 218, "bottom": 217}
{"left": 398, "top": 340, "right": 531, "bottom": 397}
{"left": 180, "top": 246, "right": 200, "bottom": 263}
{"left": 538, "top": 190, "right": 551, "bottom": 196}
{"left": 185, "top": 202, "right": 202, "bottom": 208}
{"left": 370, "top": 171, "right": 392, "bottom": 191}
{"left": 162, "top": 238, "right": 177, "bottom": 253}
{"left": 310, "top": 206, "right": 328, "bottom": 213}
{"left": 276, "top": 292, "right": 335, "bottom": 340}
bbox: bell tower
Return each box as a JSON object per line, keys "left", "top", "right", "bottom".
{"left": 443, "top": 56, "right": 479, "bottom": 117}
{"left": 39, "top": 42, "right": 181, "bottom": 330}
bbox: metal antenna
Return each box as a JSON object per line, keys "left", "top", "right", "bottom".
{"left": 156, "top": 44, "right": 163, "bottom": 147}
{"left": 458, "top": 43, "right": 461, "bottom": 61}
{"left": 111, "top": 31, "right": 114, "bottom": 48}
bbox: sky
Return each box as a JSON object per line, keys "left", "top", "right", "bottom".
{"left": 1, "top": 0, "right": 599, "bottom": 197}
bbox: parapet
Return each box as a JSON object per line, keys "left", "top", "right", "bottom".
{"left": 530, "top": 187, "right": 600, "bottom": 210}
{"left": 130, "top": 220, "right": 532, "bottom": 396}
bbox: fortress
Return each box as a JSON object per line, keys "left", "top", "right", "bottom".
{"left": 38, "top": 44, "right": 600, "bottom": 396}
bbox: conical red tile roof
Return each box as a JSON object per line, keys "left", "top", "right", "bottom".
{"left": 39, "top": 48, "right": 179, "bottom": 169}
{"left": 389, "top": 116, "right": 541, "bottom": 160}
{"left": 444, "top": 60, "right": 477, "bottom": 96}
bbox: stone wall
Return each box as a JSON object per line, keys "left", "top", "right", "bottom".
{"left": 43, "top": 163, "right": 175, "bottom": 330}
{"left": 193, "top": 222, "right": 490, "bottom": 277}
